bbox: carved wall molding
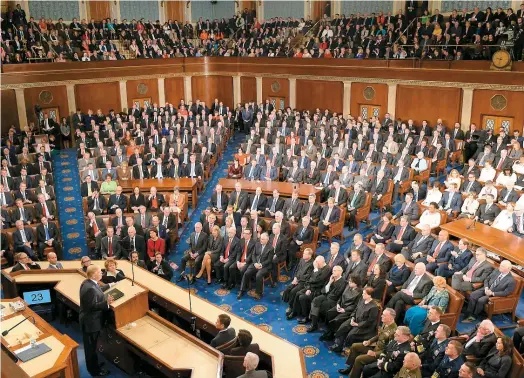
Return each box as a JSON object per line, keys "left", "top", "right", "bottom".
{"left": 2, "top": 71, "right": 524, "bottom": 92}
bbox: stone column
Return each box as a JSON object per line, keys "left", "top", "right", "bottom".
{"left": 332, "top": 0, "right": 341, "bottom": 16}
{"left": 289, "top": 78, "right": 297, "bottom": 109}
{"left": 387, "top": 83, "right": 397, "bottom": 117}
{"left": 158, "top": 0, "right": 166, "bottom": 24}
{"left": 66, "top": 84, "right": 77, "bottom": 116}
{"left": 233, "top": 75, "right": 242, "bottom": 107}
{"left": 111, "top": 0, "right": 121, "bottom": 21}
{"left": 256, "top": 76, "right": 263, "bottom": 104}
{"left": 343, "top": 81, "right": 352, "bottom": 117}
{"left": 184, "top": 76, "right": 192, "bottom": 102}
{"left": 428, "top": 0, "right": 442, "bottom": 13}
{"left": 79, "top": 0, "right": 88, "bottom": 20}
{"left": 185, "top": 1, "right": 192, "bottom": 23}
{"left": 119, "top": 80, "right": 128, "bottom": 112}
{"left": 460, "top": 88, "right": 474, "bottom": 130}
{"left": 158, "top": 77, "right": 166, "bottom": 105}
{"left": 257, "top": 1, "right": 264, "bottom": 21}
{"left": 304, "top": 0, "right": 311, "bottom": 19}
{"left": 14, "top": 89, "right": 28, "bottom": 127}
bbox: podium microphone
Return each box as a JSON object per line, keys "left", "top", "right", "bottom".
{"left": 186, "top": 276, "right": 197, "bottom": 334}
{"left": 2, "top": 316, "right": 35, "bottom": 336}
{"left": 467, "top": 217, "right": 477, "bottom": 230}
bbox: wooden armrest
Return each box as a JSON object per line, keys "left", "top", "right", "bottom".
{"left": 472, "top": 282, "right": 483, "bottom": 289}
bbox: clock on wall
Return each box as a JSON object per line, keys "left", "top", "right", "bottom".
{"left": 490, "top": 50, "right": 512, "bottom": 71}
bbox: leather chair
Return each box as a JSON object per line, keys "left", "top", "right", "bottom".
{"left": 484, "top": 272, "right": 524, "bottom": 322}
{"left": 324, "top": 206, "right": 346, "bottom": 242}
{"left": 397, "top": 168, "right": 414, "bottom": 200}
{"left": 354, "top": 193, "right": 371, "bottom": 229}
{"left": 413, "top": 158, "right": 432, "bottom": 186}
{"left": 377, "top": 180, "right": 394, "bottom": 214}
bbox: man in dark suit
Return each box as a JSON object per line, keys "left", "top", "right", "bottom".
{"left": 300, "top": 193, "right": 322, "bottom": 223}
{"left": 87, "top": 191, "right": 107, "bottom": 216}
{"left": 36, "top": 217, "right": 60, "bottom": 259}
{"left": 34, "top": 194, "right": 58, "bottom": 220}
{"left": 386, "top": 216, "right": 417, "bottom": 253}
{"left": 386, "top": 262, "right": 433, "bottom": 324}
{"left": 11, "top": 252, "right": 41, "bottom": 272}
{"left": 86, "top": 211, "right": 107, "bottom": 254}
{"left": 460, "top": 173, "right": 482, "bottom": 195}
{"left": 475, "top": 194, "right": 500, "bottom": 225}
{"left": 345, "top": 233, "right": 372, "bottom": 265}
{"left": 439, "top": 183, "right": 462, "bottom": 216}
{"left": 79, "top": 265, "right": 114, "bottom": 376}
{"left": 132, "top": 158, "right": 149, "bottom": 179}
{"left": 463, "top": 260, "right": 517, "bottom": 322}
{"left": 365, "top": 243, "right": 393, "bottom": 277}
{"left": 107, "top": 186, "right": 128, "bottom": 214}
{"left": 435, "top": 239, "right": 473, "bottom": 278}
{"left": 121, "top": 227, "right": 147, "bottom": 261}
{"left": 391, "top": 160, "right": 410, "bottom": 200}
{"left": 499, "top": 183, "right": 519, "bottom": 206}
{"left": 243, "top": 159, "right": 262, "bottom": 181}
{"left": 100, "top": 227, "right": 122, "bottom": 260}
{"left": 269, "top": 223, "right": 289, "bottom": 286}
{"left": 216, "top": 227, "right": 240, "bottom": 286}
{"left": 415, "top": 230, "right": 454, "bottom": 273}
{"left": 281, "top": 191, "right": 303, "bottom": 222}
{"left": 304, "top": 160, "right": 321, "bottom": 185}
{"left": 282, "top": 248, "right": 314, "bottom": 307}
{"left": 409, "top": 181, "right": 427, "bottom": 203}
{"left": 238, "top": 233, "right": 274, "bottom": 300}
{"left": 264, "top": 189, "right": 285, "bottom": 218}
{"left": 370, "top": 171, "right": 389, "bottom": 211}
{"left": 328, "top": 180, "right": 349, "bottom": 207}
{"left": 210, "top": 314, "right": 236, "bottom": 348}
{"left": 401, "top": 224, "right": 434, "bottom": 262}
{"left": 12, "top": 198, "right": 34, "bottom": 225}
{"left": 228, "top": 228, "right": 256, "bottom": 289}
{"left": 13, "top": 220, "right": 36, "bottom": 258}
{"left": 177, "top": 222, "right": 208, "bottom": 282}
{"left": 229, "top": 182, "right": 249, "bottom": 214}
{"left": 211, "top": 184, "right": 229, "bottom": 213}
{"left": 318, "top": 197, "right": 341, "bottom": 236}
{"left": 80, "top": 175, "right": 99, "bottom": 197}
{"left": 288, "top": 216, "right": 314, "bottom": 266}
{"left": 451, "top": 247, "right": 494, "bottom": 292}
{"left": 346, "top": 182, "right": 366, "bottom": 230}
{"left": 393, "top": 193, "right": 419, "bottom": 222}
{"left": 455, "top": 319, "right": 497, "bottom": 359}
{"left": 343, "top": 249, "right": 368, "bottom": 283}
{"left": 247, "top": 187, "right": 267, "bottom": 216}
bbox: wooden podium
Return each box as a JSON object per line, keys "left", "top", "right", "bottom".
{"left": 0, "top": 297, "right": 80, "bottom": 378}
{"left": 106, "top": 278, "right": 149, "bottom": 328}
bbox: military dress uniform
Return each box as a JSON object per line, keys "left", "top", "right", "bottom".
{"left": 412, "top": 320, "right": 440, "bottom": 353}
{"left": 395, "top": 366, "right": 422, "bottom": 378}
{"left": 420, "top": 339, "right": 448, "bottom": 377}
{"left": 431, "top": 355, "right": 464, "bottom": 378}
{"left": 362, "top": 339, "right": 412, "bottom": 378}
{"left": 344, "top": 322, "right": 398, "bottom": 378}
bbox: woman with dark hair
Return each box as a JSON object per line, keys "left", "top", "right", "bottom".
{"left": 147, "top": 228, "right": 165, "bottom": 261}
{"left": 228, "top": 158, "right": 243, "bottom": 179}
{"left": 230, "top": 329, "right": 260, "bottom": 356}
{"left": 195, "top": 225, "right": 223, "bottom": 285}
{"left": 130, "top": 186, "right": 145, "bottom": 213}
{"left": 476, "top": 336, "right": 513, "bottom": 378}
{"left": 365, "top": 264, "right": 386, "bottom": 302}
{"left": 370, "top": 212, "right": 395, "bottom": 245}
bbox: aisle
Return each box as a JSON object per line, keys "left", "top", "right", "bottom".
{"left": 52, "top": 150, "right": 89, "bottom": 259}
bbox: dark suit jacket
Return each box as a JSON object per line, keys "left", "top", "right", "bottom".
{"left": 13, "top": 227, "right": 35, "bottom": 247}
{"left": 391, "top": 225, "right": 416, "bottom": 246}
{"left": 282, "top": 198, "right": 303, "bottom": 220}
{"left": 189, "top": 231, "right": 208, "bottom": 256}
{"left": 80, "top": 181, "right": 99, "bottom": 197}
{"left": 427, "top": 240, "right": 455, "bottom": 263}
{"left": 463, "top": 325, "right": 497, "bottom": 358}
{"left": 248, "top": 194, "right": 268, "bottom": 212}
{"left": 499, "top": 189, "right": 519, "bottom": 203}
{"left": 221, "top": 236, "right": 241, "bottom": 260}
{"left": 101, "top": 235, "right": 123, "bottom": 259}
{"left": 300, "top": 202, "right": 322, "bottom": 220}
{"left": 11, "top": 261, "right": 41, "bottom": 272}
{"left": 211, "top": 192, "right": 229, "bottom": 212}
{"left": 402, "top": 272, "right": 433, "bottom": 299}
{"left": 132, "top": 165, "right": 150, "bottom": 179}
{"left": 34, "top": 201, "right": 58, "bottom": 220}
{"left": 395, "top": 201, "right": 419, "bottom": 221}
{"left": 229, "top": 191, "right": 249, "bottom": 212}
{"left": 344, "top": 260, "right": 368, "bottom": 282}
{"left": 247, "top": 244, "right": 274, "bottom": 269}
{"left": 79, "top": 279, "right": 110, "bottom": 333}
{"left": 210, "top": 328, "right": 236, "bottom": 348}
{"left": 122, "top": 234, "right": 147, "bottom": 260}
{"left": 320, "top": 205, "right": 341, "bottom": 224}
{"left": 367, "top": 253, "right": 393, "bottom": 274}
{"left": 370, "top": 178, "right": 388, "bottom": 196}
{"left": 405, "top": 234, "right": 435, "bottom": 256}
{"left": 328, "top": 187, "right": 349, "bottom": 206}
{"left": 484, "top": 269, "right": 517, "bottom": 297}
{"left": 476, "top": 203, "right": 501, "bottom": 222}
{"left": 439, "top": 191, "right": 462, "bottom": 212}
{"left": 460, "top": 180, "right": 482, "bottom": 194}
{"left": 347, "top": 190, "right": 366, "bottom": 210}
{"left": 292, "top": 225, "right": 314, "bottom": 244}
{"left": 236, "top": 238, "right": 256, "bottom": 262}
{"left": 36, "top": 222, "right": 59, "bottom": 243}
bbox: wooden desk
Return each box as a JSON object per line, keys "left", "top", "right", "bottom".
{"left": 219, "top": 178, "right": 321, "bottom": 201}
{"left": 118, "top": 312, "right": 223, "bottom": 378}
{"left": 441, "top": 218, "right": 524, "bottom": 266}
{"left": 2, "top": 261, "right": 306, "bottom": 378}
{"left": 119, "top": 178, "right": 199, "bottom": 208}
{"left": 0, "top": 298, "right": 79, "bottom": 378}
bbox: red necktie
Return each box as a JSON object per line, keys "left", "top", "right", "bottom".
{"left": 93, "top": 221, "right": 99, "bottom": 234}
{"left": 367, "top": 256, "right": 378, "bottom": 273}
{"left": 225, "top": 239, "right": 232, "bottom": 258}
{"left": 397, "top": 227, "right": 405, "bottom": 241}
{"left": 433, "top": 242, "right": 443, "bottom": 258}
{"left": 273, "top": 235, "right": 278, "bottom": 247}
{"left": 241, "top": 242, "right": 248, "bottom": 262}
{"left": 497, "top": 158, "right": 504, "bottom": 170}
{"left": 108, "top": 238, "right": 113, "bottom": 257}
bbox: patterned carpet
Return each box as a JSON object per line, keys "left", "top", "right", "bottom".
{"left": 51, "top": 135, "right": 523, "bottom": 378}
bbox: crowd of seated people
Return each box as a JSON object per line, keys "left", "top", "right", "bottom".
{"left": 4, "top": 3, "right": 522, "bottom": 64}
{"left": 1, "top": 129, "right": 61, "bottom": 266}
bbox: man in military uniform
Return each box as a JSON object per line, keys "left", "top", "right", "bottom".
{"left": 411, "top": 306, "right": 442, "bottom": 353}
{"left": 338, "top": 308, "right": 397, "bottom": 377}
{"left": 287, "top": 255, "right": 331, "bottom": 320}
{"left": 457, "top": 362, "right": 476, "bottom": 378}
{"left": 362, "top": 326, "right": 412, "bottom": 378}
{"left": 431, "top": 340, "right": 464, "bottom": 378}
{"left": 420, "top": 324, "right": 450, "bottom": 377}
{"left": 394, "top": 352, "right": 421, "bottom": 378}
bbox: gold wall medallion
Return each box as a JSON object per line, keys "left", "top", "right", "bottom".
{"left": 363, "top": 86, "right": 375, "bottom": 100}
{"left": 39, "top": 90, "right": 53, "bottom": 104}
{"left": 137, "top": 83, "right": 148, "bottom": 95}
{"left": 490, "top": 94, "right": 507, "bottom": 111}
{"left": 271, "top": 81, "right": 281, "bottom": 93}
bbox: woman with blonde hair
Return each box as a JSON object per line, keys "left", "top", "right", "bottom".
{"left": 168, "top": 187, "right": 185, "bottom": 226}
{"left": 101, "top": 259, "right": 125, "bottom": 284}
{"left": 444, "top": 169, "right": 462, "bottom": 190}
{"left": 117, "top": 161, "right": 132, "bottom": 181}
{"left": 195, "top": 225, "right": 223, "bottom": 285}
{"left": 404, "top": 276, "right": 449, "bottom": 335}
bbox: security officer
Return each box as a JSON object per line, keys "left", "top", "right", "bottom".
{"left": 338, "top": 308, "right": 398, "bottom": 377}
{"left": 362, "top": 326, "right": 412, "bottom": 378}
{"left": 432, "top": 340, "right": 464, "bottom": 378}
{"left": 420, "top": 324, "right": 450, "bottom": 377}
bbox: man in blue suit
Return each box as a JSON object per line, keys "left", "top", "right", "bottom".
{"left": 439, "top": 183, "right": 462, "bottom": 215}
{"left": 244, "top": 159, "right": 261, "bottom": 181}
{"left": 259, "top": 159, "right": 278, "bottom": 181}
{"left": 435, "top": 239, "right": 473, "bottom": 278}
{"left": 297, "top": 150, "right": 311, "bottom": 171}
{"left": 318, "top": 197, "right": 341, "bottom": 236}
{"left": 416, "top": 230, "right": 454, "bottom": 273}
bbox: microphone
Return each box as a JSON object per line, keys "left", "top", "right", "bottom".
{"left": 185, "top": 275, "right": 197, "bottom": 334}
{"left": 2, "top": 316, "right": 35, "bottom": 336}
{"left": 467, "top": 217, "right": 477, "bottom": 230}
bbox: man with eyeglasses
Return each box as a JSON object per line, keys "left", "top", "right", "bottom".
{"left": 451, "top": 247, "right": 493, "bottom": 293}
{"left": 81, "top": 256, "right": 92, "bottom": 273}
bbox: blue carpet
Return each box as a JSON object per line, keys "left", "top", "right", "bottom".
{"left": 52, "top": 150, "right": 89, "bottom": 259}
{"left": 50, "top": 141, "right": 523, "bottom": 378}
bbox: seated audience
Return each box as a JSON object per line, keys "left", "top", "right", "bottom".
{"left": 101, "top": 258, "right": 125, "bottom": 284}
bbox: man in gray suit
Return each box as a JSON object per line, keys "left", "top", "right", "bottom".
{"left": 237, "top": 352, "right": 268, "bottom": 378}
{"left": 401, "top": 224, "right": 434, "bottom": 262}
{"left": 451, "top": 247, "right": 494, "bottom": 292}
{"left": 463, "top": 260, "right": 516, "bottom": 322}
{"left": 393, "top": 193, "right": 420, "bottom": 221}
{"left": 46, "top": 252, "right": 63, "bottom": 269}
{"left": 386, "top": 262, "right": 433, "bottom": 324}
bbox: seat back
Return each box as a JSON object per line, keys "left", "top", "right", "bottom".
{"left": 223, "top": 355, "right": 246, "bottom": 378}
{"left": 355, "top": 193, "right": 371, "bottom": 228}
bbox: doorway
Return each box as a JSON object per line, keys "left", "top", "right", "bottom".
{"left": 359, "top": 104, "right": 382, "bottom": 120}
{"left": 481, "top": 115, "right": 514, "bottom": 135}
{"left": 132, "top": 98, "right": 152, "bottom": 110}
{"left": 268, "top": 97, "right": 285, "bottom": 111}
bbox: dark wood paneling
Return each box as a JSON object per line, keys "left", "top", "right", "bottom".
{"left": 164, "top": 77, "right": 185, "bottom": 105}
{"left": 240, "top": 1, "right": 256, "bottom": 11}
{"left": 126, "top": 79, "right": 159, "bottom": 108}
{"left": 166, "top": 0, "right": 185, "bottom": 22}
{"left": 296, "top": 79, "right": 343, "bottom": 113}
{"left": 350, "top": 82, "right": 388, "bottom": 117}
{"left": 262, "top": 77, "right": 289, "bottom": 106}
{"left": 395, "top": 85, "right": 462, "bottom": 129}
{"left": 191, "top": 75, "right": 233, "bottom": 108}
{"left": 240, "top": 76, "right": 256, "bottom": 104}
{"left": 74, "top": 82, "right": 120, "bottom": 114}
{"left": 88, "top": 0, "right": 110, "bottom": 20}
{"left": 471, "top": 89, "right": 524, "bottom": 129}
{"left": 24, "top": 85, "right": 69, "bottom": 125}
{"left": 1, "top": 89, "right": 18, "bottom": 130}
